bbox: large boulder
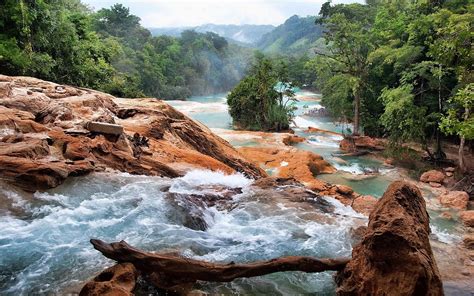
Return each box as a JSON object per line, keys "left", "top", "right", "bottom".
{"left": 336, "top": 181, "right": 443, "bottom": 295}
{"left": 459, "top": 211, "right": 474, "bottom": 227}
{"left": 420, "top": 170, "right": 446, "bottom": 183}
{"left": 438, "top": 191, "right": 469, "bottom": 210}
{"left": 79, "top": 263, "right": 137, "bottom": 296}
{"left": 0, "top": 75, "right": 266, "bottom": 191}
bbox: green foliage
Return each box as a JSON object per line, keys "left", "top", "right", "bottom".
{"left": 440, "top": 83, "right": 474, "bottom": 140}
{"left": 0, "top": 1, "right": 253, "bottom": 99}
{"left": 227, "top": 57, "right": 296, "bottom": 131}
{"left": 314, "top": 0, "right": 473, "bottom": 153}
{"left": 380, "top": 85, "right": 427, "bottom": 143}
{"left": 0, "top": 0, "right": 114, "bottom": 88}
{"left": 257, "top": 15, "right": 325, "bottom": 55}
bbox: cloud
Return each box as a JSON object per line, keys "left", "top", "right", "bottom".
{"left": 82, "top": 0, "right": 361, "bottom": 27}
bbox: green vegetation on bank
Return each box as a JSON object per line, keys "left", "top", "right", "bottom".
{"left": 310, "top": 0, "right": 473, "bottom": 171}
{"left": 227, "top": 55, "right": 297, "bottom": 131}
{"left": 0, "top": 1, "right": 253, "bottom": 99}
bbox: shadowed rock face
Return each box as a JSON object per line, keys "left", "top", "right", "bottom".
{"left": 0, "top": 75, "right": 265, "bottom": 191}
{"left": 336, "top": 181, "right": 444, "bottom": 296}
{"left": 79, "top": 263, "right": 137, "bottom": 296}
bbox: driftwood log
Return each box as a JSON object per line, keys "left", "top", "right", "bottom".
{"left": 91, "top": 239, "right": 349, "bottom": 293}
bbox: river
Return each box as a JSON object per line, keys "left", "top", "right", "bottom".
{"left": 0, "top": 90, "right": 466, "bottom": 295}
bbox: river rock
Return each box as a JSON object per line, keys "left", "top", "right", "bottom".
{"left": 237, "top": 146, "right": 336, "bottom": 192}
{"left": 339, "top": 135, "right": 384, "bottom": 152}
{"left": 351, "top": 195, "right": 377, "bottom": 216}
{"left": 420, "top": 170, "right": 445, "bottom": 183}
{"left": 429, "top": 182, "right": 443, "bottom": 188}
{"left": 439, "top": 191, "right": 469, "bottom": 210}
{"left": 282, "top": 135, "right": 305, "bottom": 145}
{"left": 459, "top": 211, "right": 474, "bottom": 227}
{"left": 79, "top": 263, "right": 137, "bottom": 296}
{"left": 336, "top": 181, "right": 443, "bottom": 295}
{"left": 306, "top": 126, "right": 342, "bottom": 136}
{"left": 335, "top": 184, "right": 353, "bottom": 195}
{"left": 463, "top": 235, "right": 474, "bottom": 250}
{"left": 439, "top": 212, "right": 453, "bottom": 220}
{"left": 0, "top": 75, "right": 265, "bottom": 191}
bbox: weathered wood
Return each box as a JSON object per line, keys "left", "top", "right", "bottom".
{"left": 91, "top": 239, "right": 349, "bottom": 287}
{"left": 85, "top": 121, "right": 123, "bottom": 135}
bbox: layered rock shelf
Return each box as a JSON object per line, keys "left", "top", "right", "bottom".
{"left": 0, "top": 75, "right": 265, "bottom": 191}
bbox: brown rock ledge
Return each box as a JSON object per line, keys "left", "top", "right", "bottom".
{"left": 0, "top": 75, "right": 265, "bottom": 191}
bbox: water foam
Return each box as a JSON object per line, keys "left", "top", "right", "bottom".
{"left": 0, "top": 170, "right": 360, "bottom": 295}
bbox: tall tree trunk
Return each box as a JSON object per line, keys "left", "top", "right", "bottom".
{"left": 459, "top": 106, "right": 470, "bottom": 172}
{"left": 459, "top": 136, "right": 466, "bottom": 173}
{"left": 435, "top": 64, "right": 444, "bottom": 160}
{"left": 353, "top": 92, "right": 360, "bottom": 135}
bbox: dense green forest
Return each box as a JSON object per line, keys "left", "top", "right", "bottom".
{"left": 0, "top": 0, "right": 254, "bottom": 99}
{"left": 300, "top": 0, "right": 472, "bottom": 171}
{"left": 257, "top": 15, "right": 325, "bottom": 55}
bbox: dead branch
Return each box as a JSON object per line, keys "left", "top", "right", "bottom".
{"left": 91, "top": 239, "right": 349, "bottom": 286}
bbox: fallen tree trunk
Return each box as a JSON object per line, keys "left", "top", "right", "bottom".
{"left": 90, "top": 239, "right": 349, "bottom": 292}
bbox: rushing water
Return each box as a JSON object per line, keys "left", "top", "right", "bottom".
{"left": 0, "top": 90, "right": 464, "bottom": 295}
{"left": 0, "top": 171, "right": 365, "bottom": 295}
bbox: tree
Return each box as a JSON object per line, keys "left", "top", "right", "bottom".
{"left": 316, "top": 3, "right": 376, "bottom": 135}
{"left": 227, "top": 57, "right": 296, "bottom": 131}
{"left": 440, "top": 84, "right": 474, "bottom": 172}
{"left": 380, "top": 85, "right": 428, "bottom": 145}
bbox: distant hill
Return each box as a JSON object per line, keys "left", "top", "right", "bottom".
{"left": 256, "top": 15, "right": 325, "bottom": 55}
{"left": 149, "top": 24, "right": 275, "bottom": 45}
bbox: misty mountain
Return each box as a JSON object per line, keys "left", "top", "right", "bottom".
{"left": 149, "top": 24, "right": 275, "bottom": 45}
{"left": 257, "top": 15, "right": 325, "bottom": 55}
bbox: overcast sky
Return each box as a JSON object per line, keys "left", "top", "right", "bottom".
{"left": 82, "top": 0, "right": 361, "bottom": 28}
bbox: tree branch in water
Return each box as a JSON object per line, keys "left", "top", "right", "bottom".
{"left": 90, "top": 239, "right": 349, "bottom": 291}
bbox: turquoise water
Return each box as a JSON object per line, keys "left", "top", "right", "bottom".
{"left": 192, "top": 112, "right": 233, "bottom": 129}
{"left": 170, "top": 91, "right": 393, "bottom": 198}
{"left": 186, "top": 93, "right": 228, "bottom": 103}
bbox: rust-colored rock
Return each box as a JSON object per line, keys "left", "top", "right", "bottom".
{"left": 339, "top": 135, "right": 384, "bottom": 152}
{"left": 335, "top": 184, "right": 354, "bottom": 195}
{"left": 307, "top": 126, "right": 342, "bottom": 136}
{"left": 79, "top": 263, "right": 137, "bottom": 296}
{"left": 459, "top": 211, "right": 474, "bottom": 227}
{"left": 0, "top": 75, "right": 265, "bottom": 191}
{"left": 420, "top": 170, "right": 445, "bottom": 183}
{"left": 282, "top": 134, "right": 305, "bottom": 145}
{"left": 351, "top": 195, "right": 377, "bottom": 216}
{"left": 439, "top": 212, "right": 453, "bottom": 220}
{"left": 336, "top": 181, "right": 443, "bottom": 295}
{"left": 429, "top": 182, "right": 442, "bottom": 188}
{"left": 463, "top": 235, "right": 474, "bottom": 250}
{"left": 238, "top": 146, "right": 335, "bottom": 191}
{"left": 439, "top": 191, "right": 469, "bottom": 210}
